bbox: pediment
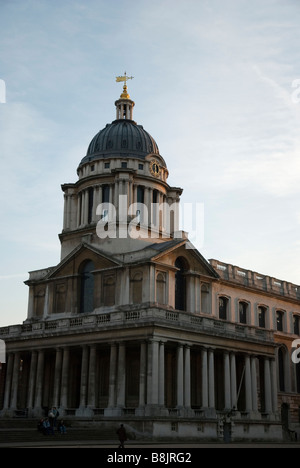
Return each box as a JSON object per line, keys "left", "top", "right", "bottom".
{"left": 151, "top": 241, "right": 219, "bottom": 279}
{"left": 47, "top": 243, "right": 121, "bottom": 280}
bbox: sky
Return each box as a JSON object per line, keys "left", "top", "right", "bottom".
{"left": 1, "top": 0, "right": 300, "bottom": 327}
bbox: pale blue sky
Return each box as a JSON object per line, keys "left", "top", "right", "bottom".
{"left": 1, "top": 0, "right": 300, "bottom": 326}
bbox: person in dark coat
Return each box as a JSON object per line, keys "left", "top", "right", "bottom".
{"left": 116, "top": 424, "right": 127, "bottom": 448}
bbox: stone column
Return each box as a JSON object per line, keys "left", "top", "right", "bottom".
{"left": 271, "top": 359, "right": 278, "bottom": 414}
{"left": 144, "top": 187, "right": 150, "bottom": 226}
{"left": 63, "top": 193, "right": 68, "bottom": 229}
{"left": 33, "top": 350, "right": 45, "bottom": 416}
{"left": 264, "top": 358, "right": 272, "bottom": 414}
{"left": 158, "top": 342, "right": 165, "bottom": 406}
{"left": 245, "top": 355, "right": 252, "bottom": 413}
{"left": 66, "top": 194, "right": 71, "bottom": 229}
{"left": 208, "top": 349, "right": 215, "bottom": 409}
{"left": 128, "top": 179, "right": 133, "bottom": 209}
{"left": 151, "top": 340, "right": 159, "bottom": 406}
{"left": 230, "top": 353, "right": 237, "bottom": 410}
{"left": 184, "top": 345, "right": 191, "bottom": 409}
{"left": 2, "top": 353, "right": 14, "bottom": 412}
{"left": 177, "top": 344, "right": 184, "bottom": 408}
{"left": 60, "top": 348, "right": 70, "bottom": 410}
{"left": 137, "top": 342, "right": 147, "bottom": 413}
{"left": 77, "top": 346, "right": 89, "bottom": 414}
{"left": 10, "top": 352, "right": 20, "bottom": 410}
{"left": 106, "top": 343, "right": 117, "bottom": 412}
{"left": 77, "top": 193, "right": 81, "bottom": 227}
{"left": 80, "top": 190, "right": 85, "bottom": 225}
{"left": 146, "top": 340, "right": 152, "bottom": 407}
{"left": 84, "top": 189, "right": 89, "bottom": 225}
{"left": 27, "top": 351, "right": 38, "bottom": 413}
{"left": 53, "top": 348, "right": 63, "bottom": 408}
{"left": 87, "top": 345, "right": 97, "bottom": 409}
{"left": 117, "top": 343, "right": 126, "bottom": 409}
{"left": 224, "top": 351, "right": 231, "bottom": 410}
{"left": 251, "top": 357, "right": 258, "bottom": 413}
{"left": 145, "top": 339, "right": 160, "bottom": 413}
{"left": 201, "top": 349, "right": 208, "bottom": 408}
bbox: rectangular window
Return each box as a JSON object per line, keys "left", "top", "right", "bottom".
{"left": 258, "top": 306, "right": 266, "bottom": 328}
{"left": 171, "top": 422, "right": 178, "bottom": 432}
{"left": 137, "top": 186, "right": 145, "bottom": 204}
{"left": 121, "top": 162, "right": 127, "bottom": 169}
{"left": 104, "top": 162, "right": 110, "bottom": 169}
{"left": 239, "top": 302, "right": 248, "bottom": 324}
{"left": 276, "top": 311, "right": 284, "bottom": 332}
{"left": 294, "top": 316, "right": 300, "bottom": 336}
{"left": 219, "top": 297, "right": 228, "bottom": 320}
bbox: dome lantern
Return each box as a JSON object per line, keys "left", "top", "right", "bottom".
{"left": 115, "top": 72, "right": 135, "bottom": 120}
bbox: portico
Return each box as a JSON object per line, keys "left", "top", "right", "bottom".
{"left": 0, "top": 306, "right": 278, "bottom": 428}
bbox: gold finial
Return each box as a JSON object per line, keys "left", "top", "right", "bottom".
{"left": 116, "top": 71, "right": 134, "bottom": 99}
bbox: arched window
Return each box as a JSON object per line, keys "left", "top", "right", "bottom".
{"left": 258, "top": 305, "right": 267, "bottom": 328}
{"left": 175, "top": 257, "right": 187, "bottom": 311}
{"left": 219, "top": 296, "right": 228, "bottom": 320}
{"left": 239, "top": 301, "right": 248, "bottom": 324}
{"left": 276, "top": 310, "right": 284, "bottom": 332}
{"left": 80, "top": 260, "right": 95, "bottom": 314}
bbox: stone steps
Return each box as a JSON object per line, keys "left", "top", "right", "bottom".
{"left": 0, "top": 424, "right": 118, "bottom": 445}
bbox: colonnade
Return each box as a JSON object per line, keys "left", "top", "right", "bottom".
{"left": 0, "top": 340, "right": 278, "bottom": 419}
{"left": 63, "top": 182, "right": 176, "bottom": 234}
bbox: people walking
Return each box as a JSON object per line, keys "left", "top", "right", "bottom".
{"left": 116, "top": 424, "right": 127, "bottom": 448}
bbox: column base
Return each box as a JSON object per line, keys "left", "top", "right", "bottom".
{"left": 75, "top": 406, "right": 94, "bottom": 418}
{"left": 202, "top": 407, "right": 217, "bottom": 419}
{"left": 104, "top": 407, "right": 124, "bottom": 417}
{"left": 176, "top": 407, "right": 195, "bottom": 417}
{"left": 0, "top": 409, "right": 15, "bottom": 418}
{"left": 144, "top": 405, "right": 169, "bottom": 417}
{"left": 135, "top": 406, "right": 146, "bottom": 416}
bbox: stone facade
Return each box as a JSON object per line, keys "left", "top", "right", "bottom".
{"left": 0, "top": 85, "right": 299, "bottom": 441}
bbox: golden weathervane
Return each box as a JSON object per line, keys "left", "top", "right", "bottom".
{"left": 116, "top": 71, "right": 134, "bottom": 99}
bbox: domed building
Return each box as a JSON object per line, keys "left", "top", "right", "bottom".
{"left": 1, "top": 77, "right": 300, "bottom": 442}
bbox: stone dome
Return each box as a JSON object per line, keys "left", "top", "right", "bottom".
{"left": 79, "top": 119, "right": 160, "bottom": 167}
